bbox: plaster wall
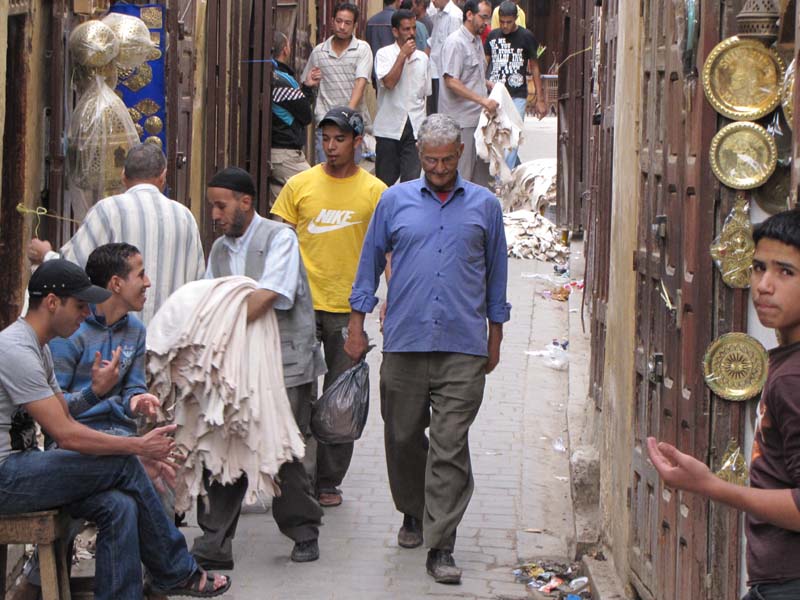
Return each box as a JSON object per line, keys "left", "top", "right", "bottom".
{"left": 189, "top": 0, "right": 208, "bottom": 223}
{"left": 598, "top": 0, "right": 642, "bottom": 580}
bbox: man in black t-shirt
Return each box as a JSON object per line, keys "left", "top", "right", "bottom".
{"left": 484, "top": 0, "right": 546, "bottom": 168}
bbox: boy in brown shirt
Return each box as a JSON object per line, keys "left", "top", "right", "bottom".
{"left": 648, "top": 210, "right": 800, "bottom": 599}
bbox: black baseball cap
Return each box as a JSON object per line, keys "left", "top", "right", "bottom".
{"left": 28, "top": 259, "right": 112, "bottom": 304}
{"left": 319, "top": 106, "right": 365, "bottom": 137}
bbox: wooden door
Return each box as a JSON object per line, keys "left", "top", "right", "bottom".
{"left": 629, "top": 1, "right": 747, "bottom": 598}
{"left": 165, "top": 0, "right": 197, "bottom": 208}
{"left": 585, "top": 0, "right": 616, "bottom": 411}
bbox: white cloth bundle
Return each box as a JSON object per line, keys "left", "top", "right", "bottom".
{"left": 146, "top": 276, "right": 304, "bottom": 512}
{"left": 475, "top": 83, "right": 525, "bottom": 184}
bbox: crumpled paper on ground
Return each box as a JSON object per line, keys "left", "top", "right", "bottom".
{"left": 504, "top": 210, "right": 569, "bottom": 262}
{"left": 499, "top": 159, "right": 557, "bottom": 213}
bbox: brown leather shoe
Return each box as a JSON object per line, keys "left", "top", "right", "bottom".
{"left": 318, "top": 491, "right": 342, "bottom": 507}
{"left": 426, "top": 549, "right": 462, "bottom": 584}
{"left": 397, "top": 514, "right": 423, "bottom": 548}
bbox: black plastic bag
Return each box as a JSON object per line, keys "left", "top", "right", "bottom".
{"left": 311, "top": 360, "right": 369, "bottom": 444}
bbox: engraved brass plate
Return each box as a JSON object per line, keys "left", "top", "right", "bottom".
{"left": 710, "top": 195, "right": 754, "bottom": 288}
{"left": 783, "top": 66, "right": 794, "bottom": 129}
{"left": 703, "top": 36, "right": 785, "bottom": 121}
{"left": 709, "top": 121, "right": 777, "bottom": 190}
{"left": 145, "top": 135, "right": 163, "bottom": 149}
{"left": 121, "top": 63, "right": 153, "bottom": 93}
{"left": 144, "top": 115, "right": 163, "bottom": 135}
{"left": 755, "top": 166, "right": 792, "bottom": 215}
{"left": 703, "top": 333, "right": 768, "bottom": 401}
{"left": 140, "top": 6, "right": 163, "bottom": 29}
{"left": 134, "top": 99, "right": 160, "bottom": 116}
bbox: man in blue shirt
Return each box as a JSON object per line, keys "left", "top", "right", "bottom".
{"left": 344, "top": 113, "right": 510, "bottom": 585}
{"left": 49, "top": 242, "right": 159, "bottom": 436}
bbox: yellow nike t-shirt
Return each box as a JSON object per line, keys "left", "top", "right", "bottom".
{"left": 271, "top": 165, "right": 387, "bottom": 313}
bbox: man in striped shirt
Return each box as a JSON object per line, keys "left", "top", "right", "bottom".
{"left": 302, "top": 2, "right": 373, "bottom": 164}
{"left": 28, "top": 143, "right": 205, "bottom": 325}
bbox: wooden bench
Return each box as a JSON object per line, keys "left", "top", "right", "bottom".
{"left": 0, "top": 510, "right": 72, "bottom": 600}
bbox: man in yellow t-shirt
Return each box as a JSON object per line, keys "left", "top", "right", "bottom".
{"left": 490, "top": 0, "right": 525, "bottom": 29}
{"left": 271, "top": 106, "right": 386, "bottom": 508}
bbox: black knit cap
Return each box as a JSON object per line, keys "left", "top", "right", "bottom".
{"left": 207, "top": 167, "right": 257, "bottom": 197}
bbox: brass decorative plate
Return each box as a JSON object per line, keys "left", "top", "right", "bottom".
{"left": 755, "top": 166, "right": 792, "bottom": 215}
{"left": 703, "top": 333, "right": 768, "bottom": 401}
{"left": 782, "top": 65, "right": 794, "bottom": 129}
{"left": 709, "top": 121, "right": 777, "bottom": 190}
{"left": 703, "top": 36, "right": 785, "bottom": 121}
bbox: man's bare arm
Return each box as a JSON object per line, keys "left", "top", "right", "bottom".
{"left": 25, "top": 395, "right": 175, "bottom": 459}
{"left": 647, "top": 437, "right": 800, "bottom": 532}
{"left": 246, "top": 289, "right": 279, "bottom": 323}
{"left": 348, "top": 78, "right": 369, "bottom": 109}
{"left": 442, "top": 75, "right": 497, "bottom": 113}
{"left": 528, "top": 58, "right": 547, "bottom": 118}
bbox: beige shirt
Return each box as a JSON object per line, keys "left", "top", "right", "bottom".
{"left": 439, "top": 25, "right": 488, "bottom": 128}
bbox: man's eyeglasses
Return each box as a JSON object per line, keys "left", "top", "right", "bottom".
{"left": 421, "top": 154, "right": 459, "bottom": 168}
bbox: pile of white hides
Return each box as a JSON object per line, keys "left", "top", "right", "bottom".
{"left": 146, "top": 276, "right": 304, "bottom": 512}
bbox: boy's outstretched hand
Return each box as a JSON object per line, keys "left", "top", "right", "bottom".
{"left": 646, "top": 437, "right": 713, "bottom": 495}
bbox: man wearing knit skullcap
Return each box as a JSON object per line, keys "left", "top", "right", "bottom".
{"left": 190, "top": 166, "right": 326, "bottom": 567}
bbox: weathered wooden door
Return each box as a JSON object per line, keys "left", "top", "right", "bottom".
{"left": 585, "top": 0, "right": 616, "bottom": 411}
{"left": 556, "top": 0, "right": 589, "bottom": 233}
{"left": 165, "top": 0, "right": 198, "bottom": 208}
{"left": 202, "top": 0, "right": 274, "bottom": 251}
{"left": 629, "top": 2, "right": 747, "bottom": 599}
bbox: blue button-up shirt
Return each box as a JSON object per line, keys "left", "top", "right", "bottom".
{"left": 350, "top": 175, "right": 511, "bottom": 356}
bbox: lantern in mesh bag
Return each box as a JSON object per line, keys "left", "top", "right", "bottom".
{"left": 67, "top": 77, "right": 139, "bottom": 196}
{"left": 102, "top": 13, "right": 154, "bottom": 70}
{"left": 69, "top": 20, "right": 119, "bottom": 68}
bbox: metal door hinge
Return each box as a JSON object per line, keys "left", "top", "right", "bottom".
{"left": 648, "top": 353, "right": 664, "bottom": 384}
{"left": 653, "top": 214, "right": 667, "bottom": 239}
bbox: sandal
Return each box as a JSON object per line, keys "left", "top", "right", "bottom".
{"left": 150, "top": 569, "right": 232, "bottom": 598}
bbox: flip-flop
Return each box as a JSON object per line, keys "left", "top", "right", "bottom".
{"left": 150, "top": 569, "right": 232, "bottom": 598}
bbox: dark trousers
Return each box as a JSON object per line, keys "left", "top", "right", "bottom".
{"left": 191, "top": 383, "right": 322, "bottom": 563}
{"left": 380, "top": 352, "right": 486, "bottom": 552}
{"left": 375, "top": 119, "right": 421, "bottom": 187}
{"left": 743, "top": 579, "right": 800, "bottom": 599}
{"left": 427, "top": 79, "right": 439, "bottom": 115}
{"left": 314, "top": 311, "right": 355, "bottom": 493}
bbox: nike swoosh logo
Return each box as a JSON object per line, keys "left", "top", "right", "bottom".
{"left": 307, "top": 221, "right": 362, "bottom": 234}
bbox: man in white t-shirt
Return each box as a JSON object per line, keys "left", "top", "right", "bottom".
{"left": 374, "top": 10, "right": 432, "bottom": 185}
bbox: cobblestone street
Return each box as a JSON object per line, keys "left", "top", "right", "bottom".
{"left": 178, "top": 247, "right": 578, "bottom": 599}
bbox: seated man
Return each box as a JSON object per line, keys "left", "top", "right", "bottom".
{"left": 50, "top": 242, "right": 159, "bottom": 436}
{"left": 0, "top": 259, "right": 230, "bottom": 600}
{"left": 23, "top": 243, "right": 165, "bottom": 591}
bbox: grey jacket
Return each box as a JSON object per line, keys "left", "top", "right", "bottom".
{"left": 208, "top": 216, "right": 326, "bottom": 388}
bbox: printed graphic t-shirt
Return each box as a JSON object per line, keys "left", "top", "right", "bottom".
{"left": 0, "top": 318, "right": 61, "bottom": 466}
{"left": 484, "top": 27, "right": 539, "bottom": 99}
{"left": 271, "top": 164, "right": 387, "bottom": 312}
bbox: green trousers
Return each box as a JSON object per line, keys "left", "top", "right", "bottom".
{"left": 380, "top": 352, "right": 486, "bottom": 552}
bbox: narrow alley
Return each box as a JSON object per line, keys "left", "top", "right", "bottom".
{"left": 175, "top": 117, "right": 582, "bottom": 600}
